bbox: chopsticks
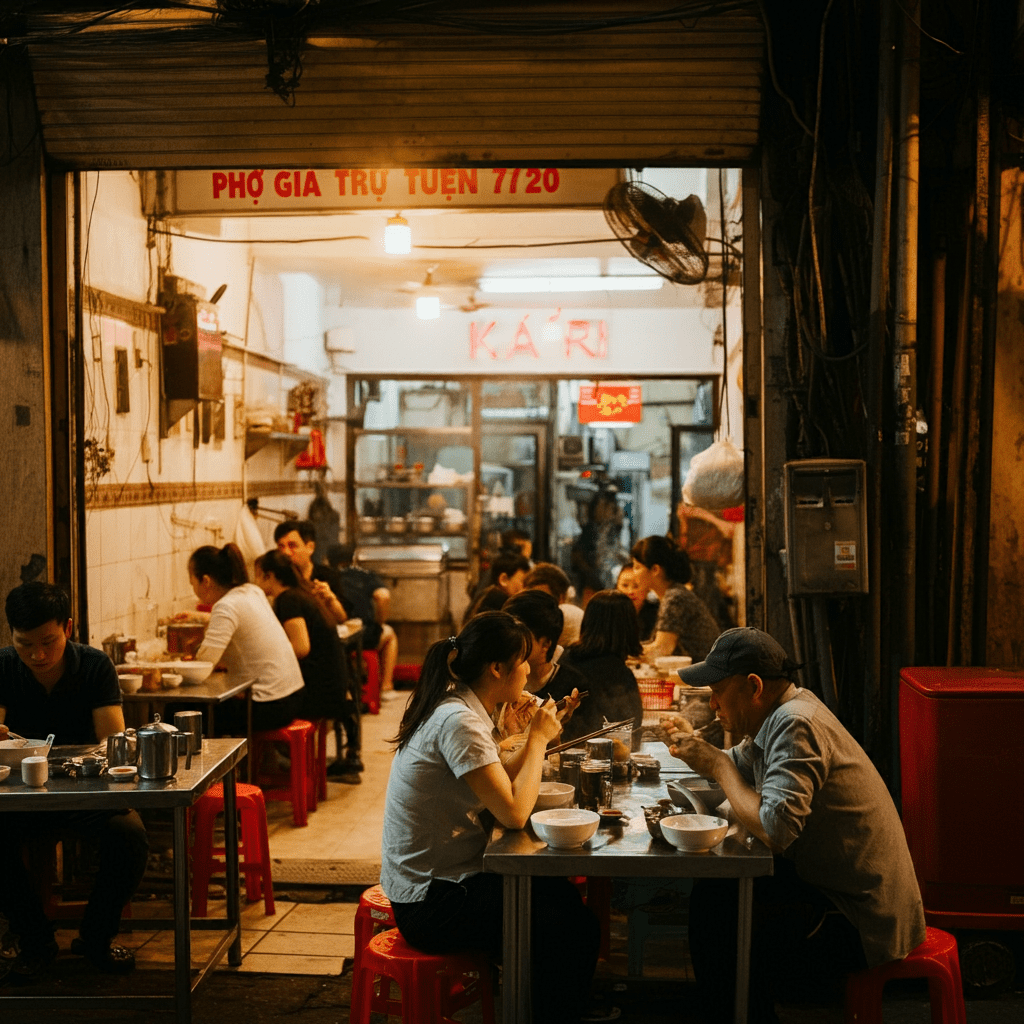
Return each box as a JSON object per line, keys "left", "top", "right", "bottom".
{"left": 554, "top": 690, "right": 588, "bottom": 711}
{"left": 547, "top": 719, "right": 634, "bottom": 756}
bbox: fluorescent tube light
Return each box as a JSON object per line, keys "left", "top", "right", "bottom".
{"left": 478, "top": 275, "right": 663, "bottom": 294}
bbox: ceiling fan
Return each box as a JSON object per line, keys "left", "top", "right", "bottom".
{"left": 459, "top": 293, "right": 491, "bottom": 313}
{"left": 397, "top": 265, "right": 439, "bottom": 293}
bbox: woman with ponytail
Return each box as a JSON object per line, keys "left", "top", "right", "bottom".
{"left": 381, "top": 611, "right": 604, "bottom": 1024}
{"left": 187, "top": 543, "right": 304, "bottom": 734}
{"left": 630, "top": 534, "right": 721, "bottom": 662}
{"left": 253, "top": 550, "right": 349, "bottom": 726}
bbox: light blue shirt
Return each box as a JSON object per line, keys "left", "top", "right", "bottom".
{"left": 730, "top": 686, "right": 926, "bottom": 966}
{"left": 380, "top": 684, "right": 501, "bottom": 904}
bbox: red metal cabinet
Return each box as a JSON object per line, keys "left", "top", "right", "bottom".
{"left": 899, "top": 667, "right": 1024, "bottom": 930}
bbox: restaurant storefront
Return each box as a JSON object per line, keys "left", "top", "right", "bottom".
{"left": 0, "top": 3, "right": 765, "bottom": 648}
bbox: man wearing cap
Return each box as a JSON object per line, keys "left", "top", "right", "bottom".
{"left": 666, "top": 627, "right": 925, "bottom": 1024}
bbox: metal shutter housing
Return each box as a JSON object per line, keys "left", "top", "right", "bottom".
{"left": 27, "top": 8, "right": 762, "bottom": 171}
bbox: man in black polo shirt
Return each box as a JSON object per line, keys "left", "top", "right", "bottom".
{"left": 0, "top": 582, "right": 149, "bottom": 981}
{"left": 274, "top": 520, "right": 363, "bottom": 780}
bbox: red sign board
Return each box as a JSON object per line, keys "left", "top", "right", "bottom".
{"left": 578, "top": 383, "right": 642, "bottom": 424}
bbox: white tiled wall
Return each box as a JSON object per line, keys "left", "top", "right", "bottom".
{"left": 84, "top": 492, "right": 317, "bottom": 648}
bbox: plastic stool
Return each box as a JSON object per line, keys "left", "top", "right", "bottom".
{"left": 312, "top": 718, "right": 330, "bottom": 803}
{"left": 252, "top": 719, "right": 315, "bottom": 827}
{"left": 393, "top": 663, "right": 421, "bottom": 689}
{"left": 191, "top": 782, "right": 274, "bottom": 917}
{"left": 361, "top": 650, "right": 381, "bottom": 714}
{"left": 845, "top": 927, "right": 966, "bottom": 1024}
{"left": 571, "top": 876, "right": 612, "bottom": 962}
{"left": 353, "top": 927, "right": 495, "bottom": 1024}
{"left": 352, "top": 885, "right": 397, "bottom": 1015}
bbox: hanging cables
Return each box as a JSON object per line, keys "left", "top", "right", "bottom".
{"left": 716, "top": 168, "right": 731, "bottom": 438}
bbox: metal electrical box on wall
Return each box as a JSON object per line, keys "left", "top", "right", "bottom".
{"left": 783, "top": 459, "right": 868, "bottom": 596}
{"left": 160, "top": 289, "right": 223, "bottom": 401}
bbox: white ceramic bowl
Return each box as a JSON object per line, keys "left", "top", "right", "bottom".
{"left": 667, "top": 778, "right": 728, "bottom": 812}
{"left": 0, "top": 764, "right": 11, "bottom": 782}
{"left": 0, "top": 738, "right": 51, "bottom": 768}
{"left": 170, "top": 661, "right": 213, "bottom": 684}
{"left": 108, "top": 765, "right": 138, "bottom": 782}
{"left": 533, "top": 781, "right": 575, "bottom": 812}
{"left": 161, "top": 672, "right": 183, "bottom": 689}
{"left": 119, "top": 674, "right": 144, "bottom": 694}
{"left": 659, "top": 813, "right": 729, "bottom": 853}
{"left": 655, "top": 655, "right": 694, "bottom": 674}
{"left": 530, "top": 808, "right": 600, "bottom": 849}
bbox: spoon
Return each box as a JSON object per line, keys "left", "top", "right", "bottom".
{"left": 43, "top": 733, "right": 55, "bottom": 757}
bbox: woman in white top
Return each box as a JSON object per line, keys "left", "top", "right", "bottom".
{"left": 381, "top": 611, "right": 604, "bottom": 1024}
{"left": 188, "top": 543, "right": 304, "bottom": 734}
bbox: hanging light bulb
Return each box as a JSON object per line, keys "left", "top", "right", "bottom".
{"left": 415, "top": 266, "right": 440, "bottom": 319}
{"left": 384, "top": 214, "right": 411, "bottom": 254}
{"left": 416, "top": 294, "right": 440, "bottom": 319}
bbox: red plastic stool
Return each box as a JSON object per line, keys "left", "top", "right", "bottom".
{"left": 353, "top": 927, "right": 495, "bottom": 1024}
{"left": 252, "top": 719, "right": 315, "bottom": 827}
{"left": 393, "top": 663, "right": 421, "bottom": 688}
{"left": 191, "top": 782, "right": 274, "bottom": 917}
{"left": 845, "top": 927, "right": 966, "bottom": 1024}
{"left": 571, "top": 876, "right": 612, "bottom": 961}
{"left": 361, "top": 650, "right": 381, "bottom": 714}
{"left": 351, "top": 885, "right": 397, "bottom": 1014}
{"left": 312, "top": 718, "right": 330, "bottom": 803}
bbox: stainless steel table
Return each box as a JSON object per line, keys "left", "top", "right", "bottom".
{"left": 0, "top": 737, "right": 247, "bottom": 1024}
{"left": 483, "top": 743, "right": 773, "bottom": 1024}
{"left": 123, "top": 672, "right": 254, "bottom": 781}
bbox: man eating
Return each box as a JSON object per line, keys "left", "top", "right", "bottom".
{"left": 0, "top": 582, "right": 149, "bottom": 981}
{"left": 666, "top": 626, "right": 925, "bottom": 1023}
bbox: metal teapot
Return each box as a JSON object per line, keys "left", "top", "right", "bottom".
{"left": 106, "top": 728, "right": 138, "bottom": 768}
{"left": 137, "top": 714, "right": 190, "bottom": 779}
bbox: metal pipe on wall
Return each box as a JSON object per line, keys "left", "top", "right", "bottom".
{"left": 865, "top": 0, "right": 896, "bottom": 753}
{"left": 924, "top": 244, "right": 946, "bottom": 661}
{"left": 893, "top": 0, "right": 921, "bottom": 671}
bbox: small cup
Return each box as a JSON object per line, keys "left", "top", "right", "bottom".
{"left": 80, "top": 755, "right": 104, "bottom": 777}
{"left": 22, "top": 755, "right": 49, "bottom": 787}
{"left": 119, "top": 673, "right": 143, "bottom": 694}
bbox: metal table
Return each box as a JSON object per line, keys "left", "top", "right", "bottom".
{"left": 123, "top": 672, "right": 254, "bottom": 781}
{"left": 0, "top": 737, "right": 247, "bottom": 1024}
{"left": 482, "top": 743, "right": 773, "bottom": 1024}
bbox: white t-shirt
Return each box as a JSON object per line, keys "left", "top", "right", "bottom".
{"left": 558, "top": 603, "right": 584, "bottom": 647}
{"left": 198, "top": 583, "right": 305, "bottom": 703}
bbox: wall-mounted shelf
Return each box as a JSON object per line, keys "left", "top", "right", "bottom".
{"left": 353, "top": 480, "right": 473, "bottom": 490}
{"left": 245, "top": 429, "right": 311, "bottom": 460}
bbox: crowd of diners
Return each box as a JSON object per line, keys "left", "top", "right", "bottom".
{"left": 0, "top": 512, "right": 927, "bottom": 1024}
{"left": 379, "top": 526, "right": 926, "bottom": 1023}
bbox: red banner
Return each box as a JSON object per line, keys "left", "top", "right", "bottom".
{"left": 578, "top": 383, "right": 642, "bottom": 424}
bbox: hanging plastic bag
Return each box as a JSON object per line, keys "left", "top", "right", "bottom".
{"left": 233, "top": 503, "right": 266, "bottom": 568}
{"left": 683, "top": 438, "right": 745, "bottom": 512}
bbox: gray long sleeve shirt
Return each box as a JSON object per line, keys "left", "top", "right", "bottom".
{"left": 729, "top": 686, "right": 926, "bottom": 966}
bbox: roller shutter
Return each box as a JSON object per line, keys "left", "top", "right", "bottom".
{"left": 26, "top": 4, "right": 762, "bottom": 171}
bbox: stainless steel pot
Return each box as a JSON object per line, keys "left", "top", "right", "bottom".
{"left": 137, "top": 715, "right": 181, "bottom": 779}
{"left": 408, "top": 515, "right": 435, "bottom": 534}
{"left": 106, "top": 729, "right": 138, "bottom": 767}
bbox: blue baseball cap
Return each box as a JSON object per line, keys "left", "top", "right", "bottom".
{"left": 677, "top": 627, "right": 799, "bottom": 686}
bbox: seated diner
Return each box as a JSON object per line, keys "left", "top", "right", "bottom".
{"left": 380, "top": 611, "right": 604, "bottom": 1024}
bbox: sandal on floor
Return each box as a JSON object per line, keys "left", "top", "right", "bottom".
{"left": 70, "top": 937, "right": 136, "bottom": 974}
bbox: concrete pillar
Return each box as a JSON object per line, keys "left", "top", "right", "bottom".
{"left": 0, "top": 51, "right": 49, "bottom": 644}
